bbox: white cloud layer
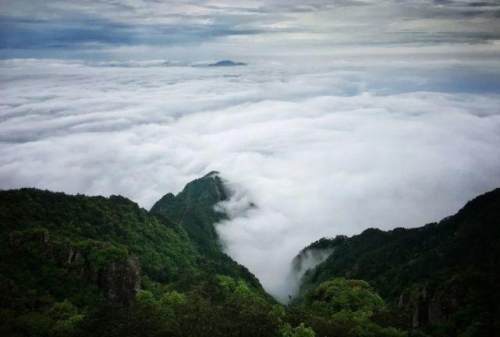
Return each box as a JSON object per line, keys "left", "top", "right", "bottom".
{"left": 1, "top": 53, "right": 500, "bottom": 301}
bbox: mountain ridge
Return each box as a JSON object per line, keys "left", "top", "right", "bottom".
{"left": 150, "top": 171, "right": 228, "bottom": 252}
{"left": 1, "top": 176, "right": 499, "bottom": 337}
{"left": 293, "top": 187, "right": 500, "bottom": 335}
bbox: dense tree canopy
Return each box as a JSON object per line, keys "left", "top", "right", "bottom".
{"left": 0, "top": 175, "right": 498, "bottom": 337}
{"left": 298, "top": 189, "right": 500, "bottom": 337}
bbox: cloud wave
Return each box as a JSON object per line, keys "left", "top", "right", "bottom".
{"left": 1, "top": 57, "right": 500, "bottom": 300}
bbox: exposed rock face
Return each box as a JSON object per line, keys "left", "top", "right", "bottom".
{"left": 99, "top": 256, "right": 141, "bottom": 305}
{"left": 8, "top": 228, "right": 141, "bottom": 305}
{"left": 398, "top": 284, "right": 461, "bottom": 329}
{"left": 411, "top": 289, "right": 429, "bottom": 329}
{"left": 66, "top": 246, "right": 84, "bottom": 265}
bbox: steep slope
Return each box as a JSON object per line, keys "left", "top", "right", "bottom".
{"left": 0, "top": 174, "right": 269, "bottom": 337}
{"left": 150, "top": 171, "right": 228, "bottom": 252}
{"left": 295, "top": 188, "right": 500, "bottom": 336}
{"left": 149, "top": 172, "right": 266, "bottom": 290}
{"left": 2, "top": 175, "right": 498, "bottom": 337}
{"left": 0, "top": 189, "right": 193, "bottom": 303}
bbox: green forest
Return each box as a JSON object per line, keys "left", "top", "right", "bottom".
{"left": 0, "top": 173, "right": 498, "bottom": 337}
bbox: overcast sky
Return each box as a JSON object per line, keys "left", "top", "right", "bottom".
{"left": 1, "top": 0, "right": 500, "bottom": 301}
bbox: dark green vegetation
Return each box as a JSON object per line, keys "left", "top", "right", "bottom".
{"left": 0, "top": 172, "right": 498, "bottom": 337}
{"left": 296, "top": 188, "right": 500, "bottom": 337}
{"left": 0, "top": 173, "right": 274, "bottom": 337}
{"left": 150, "top": 171, "right": 227, "bottom": 252}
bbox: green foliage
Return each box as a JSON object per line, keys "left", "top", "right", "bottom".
{"left": 50, "top": 314, "right": 84, "bottom": 337}
{"left": 0, "top": 188, "right": 199, "bottom": 285}
{"left": 149, "top": 173, "right": 265, "bottom": 289}
{"left": 135, "top": 290, "right": 156, "bottom": 306}
{"left": 307, "top": 278, "right": 384, "bottom": 315}
{"left": 298, "top": 188, "right": 500, "bottom": 337}
{"left": 327, "top": 310, "right": 407, "bottom": 337}
{"left": 160, "top": 290, "right": 186, "bottom": 307}
{"left": 0, "top": 176, "right": 271, "bottom": 337}
{"left": 88, "top": 277, "right": 282, "bottom": 337}
{"left": 1, "top": 178, "right": 498, "bottom": 337}
{"left": 150, "top": 171, "right": 228, "bottom": 252}
{"left": 0, "top": 300, "right": 84, "bottom": 337}
{"left": 281, "top": 323, "right": 316, "bottom": 337}
{"left": 48, "top": 300, "right": 79, "bottom": 320}
{"left": 75, "top": 240, "right": 129, "bottom": 268}
{"left": 289, "top": 277, "right": 406, "bottom": 337}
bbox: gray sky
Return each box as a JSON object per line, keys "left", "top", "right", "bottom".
{"left": 1, "top": 0, "right": 500, "bottom": 301}
{"left": 2, "top": 0, "right": 500, "bottom": 60}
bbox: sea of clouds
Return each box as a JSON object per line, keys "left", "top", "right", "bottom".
{"left": 2, "top": 55, "right": 500, "bottom": 300}
{"left": 0, "top": 0, "right": 500, "bottom": 300}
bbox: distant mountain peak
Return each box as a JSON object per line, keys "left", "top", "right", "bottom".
{"left": 208, "top": 60, "right": 247, "bottom": 67}
{"left": 203, "top": 170, "right": 220, "bottom": 177}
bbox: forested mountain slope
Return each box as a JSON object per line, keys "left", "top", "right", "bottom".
{"left": 295, "top": 188, "right": 500, "bottom": 336}
{"left": 1, "top": 173, "right": 498, "bottom": 337}
{"left": 0, "top": 173, "right": 272, "bottom": 337}
{"left": 150, "top": 171, "right": 227, "bottom": 252}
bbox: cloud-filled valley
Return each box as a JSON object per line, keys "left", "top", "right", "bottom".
{"left": 2, "top": 0, "right": 500, "bottom": 301}
{"left": 2, "top": 56, "right": 500, "bottom": 300}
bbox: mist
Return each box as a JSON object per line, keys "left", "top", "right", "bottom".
{"left": 2, "top": 0, "right": 500, "bottom": 301}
